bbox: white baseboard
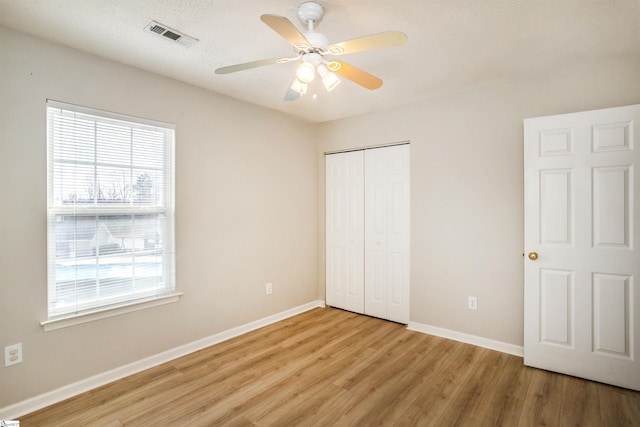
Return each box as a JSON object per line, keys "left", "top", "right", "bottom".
{"left": 407, "top": 321, "right": 523, "bottom": 357}
{"left": 0, "top": 300, "right": 325, "bottom": 421}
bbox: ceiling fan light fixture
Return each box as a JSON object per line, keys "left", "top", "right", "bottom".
{"left": 323, "top": 72, "right": 341, "bottom": 92}
{"left": 292, "top": 78, "right": 308, "bottom": 95}
{"left": 296, "top": 62, "right": 316, "bottom": 83}
{"left": 317, "top": 63, "right": 341, "bottom": 92}
{"left": 284, "top": 78, "right": 308, "bottom": 102}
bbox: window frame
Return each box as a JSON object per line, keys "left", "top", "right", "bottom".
{"left": 44, "top": 100, "right": 179, "bottom": 329}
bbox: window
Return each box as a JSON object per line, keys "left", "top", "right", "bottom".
{"left": 46, "top": 100, "right": 176, "bottom": 321}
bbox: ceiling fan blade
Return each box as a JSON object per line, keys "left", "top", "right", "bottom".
{"left": 260, "top": 14, "right": 310, "bottom": 49}
{"left": 327, "top": 31, "right": 407, "bottom": 55}
{"left": 215, "top": 57, "right": 284, "bottom": 74}
{"left": 330, "top": 60, "right": 383, "bottom": 90}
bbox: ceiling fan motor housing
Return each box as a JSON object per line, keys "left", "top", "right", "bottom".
{"left": 304, "top": 31, "right": 329, "bottom": 50}
{"left": 297, "top": 2, "right": 324, "bottom": 25}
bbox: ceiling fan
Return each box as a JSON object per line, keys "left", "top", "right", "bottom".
{"left": 215, "top": 1, "right": 408, "bottom": 101}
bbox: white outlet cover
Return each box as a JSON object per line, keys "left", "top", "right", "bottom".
{"left": 5, "top": 343, "right": 23, "bottom": 367}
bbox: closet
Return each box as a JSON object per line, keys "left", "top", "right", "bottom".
{"left": 325, "top": 144, "right": 410, "bottom": 324}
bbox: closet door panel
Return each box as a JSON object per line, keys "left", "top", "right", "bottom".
{"left": 326, "top": 151, "right": 365, "bottom": 313}
{"left": 365, "top": 145, "right": 410, "bottom": 323}
{"left": 364, "top": 154, "right": 388, "bottom": 318}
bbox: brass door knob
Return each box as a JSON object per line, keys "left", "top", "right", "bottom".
{"left": 528, "top": 252, "right": 538, "bottom": 261}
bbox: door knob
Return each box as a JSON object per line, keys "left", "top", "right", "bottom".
{"left": 528, "top": 252, "right": 538, "bottom": 261}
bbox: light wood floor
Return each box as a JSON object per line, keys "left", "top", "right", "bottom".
{"left": 20, "top": 307, "right": 640, "bottom": 426}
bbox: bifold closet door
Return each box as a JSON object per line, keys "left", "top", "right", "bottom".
{"left": 364, "top": 145, "right": 410, "bottom": 324}
{"left": 325, "top": 151, "right": 365, "bottom": 313}
{"left": 326, "top": 145, "right": 410, "bottom": 323}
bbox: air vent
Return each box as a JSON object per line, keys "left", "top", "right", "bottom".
{"left": 144, "top": 21, "right": 198, "bottom": 48}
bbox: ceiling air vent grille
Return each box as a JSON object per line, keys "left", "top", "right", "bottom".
{"left": 144, "top": 21, "right": 198, "bottom": 48}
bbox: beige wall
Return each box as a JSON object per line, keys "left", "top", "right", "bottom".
{"left": 0, "top": 26, "right": 318, "bottom": 407}
{"left": 314, "top": 56, "right": 640, "bottom": 346}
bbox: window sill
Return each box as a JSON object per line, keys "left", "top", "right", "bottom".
{"left": 41, "top": 292, "right": 183, "bottom": 332}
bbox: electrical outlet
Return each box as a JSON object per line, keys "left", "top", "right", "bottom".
{"left": 5, "top": 343, "right": 23, "bottom": 367}
{"left": 266, "top": 282, "right": 273, "bottom": 295}
{"left": 468, "top": 296, "right": 478, "bottom": 310}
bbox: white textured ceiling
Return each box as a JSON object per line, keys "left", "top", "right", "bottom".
{"left": 1, "top": 0, "right": 639, "bottom": 123}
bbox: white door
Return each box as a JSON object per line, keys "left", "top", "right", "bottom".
{"left": 365, "top": 145, "right": 411, "bottom": 324}
{"left": 524, "top": 104, "right": 640, "bottom": 390}
{"left": 326, "top": 151, "right": 365, "bottom": 313}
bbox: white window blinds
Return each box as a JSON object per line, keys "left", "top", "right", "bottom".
{"left": 46, "top": 100, "right": 176, "bottom": 319}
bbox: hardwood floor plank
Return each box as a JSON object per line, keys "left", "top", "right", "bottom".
{"left": 329, "top": 334, "right": 435, "bottom": 425}
{"left": 204, "top": 317, "right": 400, "bottom": 425}
{"left": 127, "top": 340, "right": 331, "bottom": 423}
{"left": 483, "top": 353, "right": 534, "bottom": 426}
{"left": 432, "top": 348, "right": 508, "bottom": 425}
{"left": 559, "top": 375, "right": 601, "bottom": 427}
{"left": 18, "top": 307, "right": 640, "bottom": 427}
{"left": 21, "top": 363, "right": 184, "bottom": 426}
{"left": 409, "top": 342, "right": 485, "bottom": 421}
{"left": 597, "top": 383, "right": 640, "bottom": 426}
{"left": 518, "top": 368, "right": 564, "bottom": 426}
{"left": 330, "top": 321, "right": 407, "bottom": 390}
{"left": 347, "top": 336, "right": 452, "bottom": 426}
{"left": 396, "top": 404, "right": 434, "bottom": 427}
{"left": 157, "top": 315, "right": 367, "bottom": 424}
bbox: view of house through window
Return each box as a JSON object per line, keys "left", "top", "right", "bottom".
{"left": 46, "top": 100, "right": 176, "bottom": 319}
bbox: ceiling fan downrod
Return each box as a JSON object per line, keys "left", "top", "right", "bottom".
{"left": 296, "top": 2, "right": 329, "bottom": 53}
